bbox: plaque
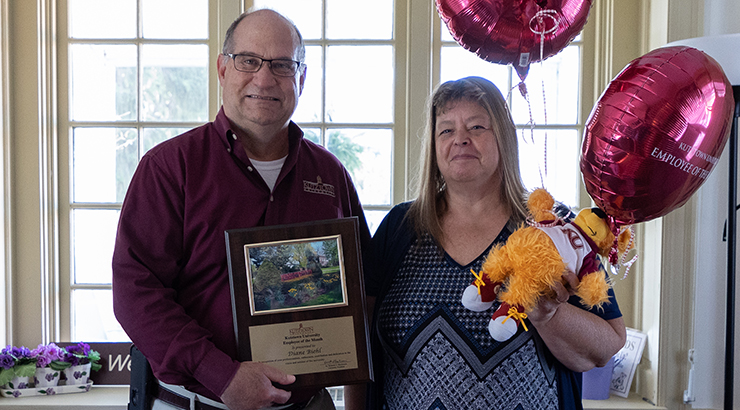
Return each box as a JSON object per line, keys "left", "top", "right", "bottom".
{"left": 225, "top": 217, "right": 372, "bottom": 390}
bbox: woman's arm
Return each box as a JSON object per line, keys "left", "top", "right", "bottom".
{"left": 343, "top": 384, "right": 367, "bottom": 410}
{"left": 343, "top": 295, "right": 376, "bottom": 410}
{"left": 528, "top": 272, "right": 627, "bottom": 372}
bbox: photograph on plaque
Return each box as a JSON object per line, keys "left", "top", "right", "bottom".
{"left": 244, "top": 235, "right": 348, "bottom": 315}
{"left": 225, "top": 217, "right": 372, "bottom": 391}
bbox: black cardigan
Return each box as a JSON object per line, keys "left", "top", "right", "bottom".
{"left": 362, "top": 200, "right": 621, "bottom": 410}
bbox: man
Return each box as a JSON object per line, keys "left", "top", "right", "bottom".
{"left": 112, "top": 9, "right": 370, "bottom": 410}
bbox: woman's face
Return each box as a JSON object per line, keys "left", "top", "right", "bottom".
{"left": 435, "top": 99, "right": 501, "bottom": 188}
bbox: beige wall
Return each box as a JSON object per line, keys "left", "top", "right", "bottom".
{"left": 0, "top": 0, "right": 9, "bottom": 349}
{"left": 3, "top": 0, "right": 56, "bottom": 347}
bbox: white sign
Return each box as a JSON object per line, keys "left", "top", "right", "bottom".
{"left": 610, "top": 328, "right": 647, "bottom": 398}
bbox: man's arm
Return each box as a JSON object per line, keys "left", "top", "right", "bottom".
{"left": 112, "top": 155, "right": 239, "bottom": 398}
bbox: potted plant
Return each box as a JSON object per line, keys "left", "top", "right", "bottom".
{"left": 0, "top": 345, "right": 36, "bottom": 389}
{"left": 58, "top": 342, "right": 101, "bottom": 385}
{"left": 31, "top": 343, "right": 66, "bottom": 387}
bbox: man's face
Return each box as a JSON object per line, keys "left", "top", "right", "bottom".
{"left": 218, "top": 11, "right": 305, "bottom": 135}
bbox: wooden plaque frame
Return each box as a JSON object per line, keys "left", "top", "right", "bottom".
{"left": 225, "top": 217, "right": 372, "bottom": 390}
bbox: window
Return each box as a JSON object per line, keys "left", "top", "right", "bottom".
{"left": 254, "top": 0, "right": 396, "bottom": 233}
{"left": 61, "top": 0, "right": 211, "bottom": 341}
{"left": 60, "top": 0, "right": 586, "bottom": 347}
{"left": 61, "top": 0, "right": 401, "bottom": 342}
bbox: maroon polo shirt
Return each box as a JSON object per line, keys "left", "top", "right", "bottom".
{"left": 112, "top": 107, "right": 370, "bottom": 400}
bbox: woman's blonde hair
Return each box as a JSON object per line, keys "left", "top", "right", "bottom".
{"left": 407, "top": 76, "right": 528, "bottom": 242}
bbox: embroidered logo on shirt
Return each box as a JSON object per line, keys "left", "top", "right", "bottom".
{"left": 303, "top": 176, "right": 335, "bottom": 197}
{"left": 563, "top": 225, "right": 585, "bottom": 250}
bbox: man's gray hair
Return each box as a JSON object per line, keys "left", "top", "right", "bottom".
{"left": 221, "top": 9, "right": 306, "bottom": 62}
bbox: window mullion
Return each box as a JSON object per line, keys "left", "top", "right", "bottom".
{"left": 404, "top": 0, "right": 434, "bottom": 201}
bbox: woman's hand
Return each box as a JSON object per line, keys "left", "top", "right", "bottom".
{"left": 528, "top": 270, "right": 626, "bottom": 372}
{"left": 527, "top": 270, "right": 579, "bottom": 324}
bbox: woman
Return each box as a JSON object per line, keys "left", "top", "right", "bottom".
{"left": 362, "top": 77, "right": 626, "bottom": 409}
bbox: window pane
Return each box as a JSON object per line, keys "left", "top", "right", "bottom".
{"left": 441, "top": 46, "right": 510, "bottom": 91}
{"left": 69, "top": 0, "right": 136, "bottom": 39}
{"left": 510, "top": 46, "right": 580, "bottom": 125}
{"left": 73, "top": 289, "right": 129, "bottom": 342}
{"left": 72, "top": 209, "right": 119, "bottom": 284}
{"left": 141, "top": 45, "right": 209, "bottom": 122}
{"left": 70, "top": 44, "right": 137, "bottom": 121}
{"left": 326, "top": 46, "right": 393, "bottom": 123}
{"left": 327, "top": 386, "right": 345, "bottom": 408}
{"left": 326, "top": 0, "right": 393, "bottom": 39}
{"left": 73, "top": 127, "right": 138, "bottom": 203}
{"left": 142, "top": 128, "right": 190, "bottom": 153}
{"left": 327, "top": 129, "right": 392, "bottom": 206}
{"left": 302, "top": 128, "right": 321, "bottom": 145}
{"left": 253, "top": 0, "right": 323, "bottom": 39}
{"left": 364, "top": 210, "right": 388, "bottom": 236}
{"left": 294, "top": 45, "right": 323, "bottom": 123}
{"left": 143, "top": 0, "right": 208, "bottom": 39}
{"left": 441, "top": 20, "right": 454, "bottom": 42}
{"left": 518, "top": 129, "right": 579, "bottom": 207}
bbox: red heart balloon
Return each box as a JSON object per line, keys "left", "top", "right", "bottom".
{"left": 436, "top": 0, "right": 592, "bottom": 80}
{"left": 581, "top": 46, "right": 735, "bottom": 226}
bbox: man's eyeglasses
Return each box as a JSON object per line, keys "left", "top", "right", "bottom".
{"left": 226, "top": 53, "right": 303, "bottom": 77}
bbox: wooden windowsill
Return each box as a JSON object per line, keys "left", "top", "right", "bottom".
{"left": 584, "top": 393, "right": 668, "bottom": 410}
{"left": 0, "top": 386, "right": 128, "bottom": 410}
{"left": 0, "top": 386, "right": 665, "bottom": 410}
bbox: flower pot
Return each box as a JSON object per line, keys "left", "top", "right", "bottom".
{"left": 2, "top": 375, "right": 30, "bottom": 390}
{"left": 34, "top": 367, "right": 60, "bottom": 387}
{"left": 62, "top": 363, "right": 90, "bottom": 385}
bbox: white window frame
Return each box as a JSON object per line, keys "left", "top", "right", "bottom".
{"left": 57, "top": 0, "right": 232, "bottom": 342}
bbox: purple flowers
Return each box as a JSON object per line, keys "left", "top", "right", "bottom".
{"left": 62, "top": 342, "right": 91, "bottom": 366}
{"left": 60, "top": 342, "right": 101, "bottom": 372}
{"left": 6, "top": 346, "right": 31, "bottom": 360}
{"left": 0, "top": 346, "right": 33, "bottom": 369}
{"left": 0, "top": 342, "right": 100, "bottom": 390}
{"left": 36, "top": 342, "right": 99, "bottom": 371}
{"left": 0, "top": 345, "right": 37, "bottom": 387}
{"left": 30, "top": 343, "right": 64, "bottom": 368}
{"left": 0, "top": 354, "right": 14, "bottom": 370}
{"left": 63, "top": 352, "right": 81, "bottom": 367}
{"left": 65, "top": 342, "right": 91, "bottom": 357}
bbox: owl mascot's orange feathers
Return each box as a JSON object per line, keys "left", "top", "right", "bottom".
{"left": 461, "top": 188, "right": 634, "bottom": 341}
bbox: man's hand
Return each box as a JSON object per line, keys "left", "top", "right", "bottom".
{"left": 527, "top": 270, "right": 579, "bottom": 325}
{"left": 220, "top": 362, "right": 296, "bottom": 410}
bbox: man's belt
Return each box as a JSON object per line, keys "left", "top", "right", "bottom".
{"left": 150, "top": 382, "right": 311, "bottom": 410}
{"left": 150, "top": 382, "right": 224, "bottom": 410}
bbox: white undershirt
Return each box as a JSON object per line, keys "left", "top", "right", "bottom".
{"left": 249, "top": 155, "right": 287, "bottom": 191}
